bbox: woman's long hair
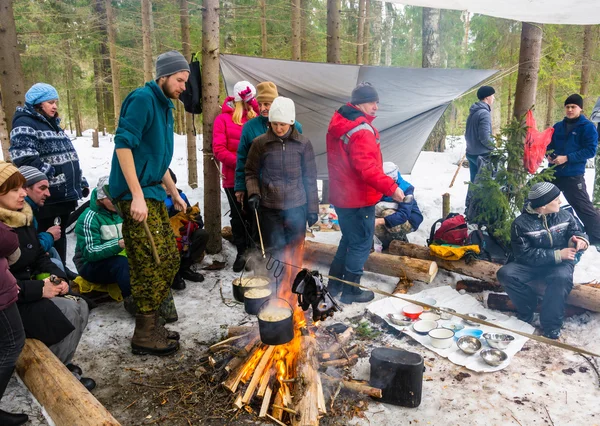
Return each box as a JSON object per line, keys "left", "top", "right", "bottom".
{"left": 232, "top": 101, "right": 257, "bottom": 126}
{"left": 33, "top": 104, "right": 59, "bottom": 120}
{"left": 0, "top": 172, "right": 26, "bottom": 196}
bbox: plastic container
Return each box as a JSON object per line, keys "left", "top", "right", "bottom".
{"left": 257, "top": 298, "right": 294, "bottom": 345}
{"left": 369, "top": 347, "right": 424, "bottom": 408}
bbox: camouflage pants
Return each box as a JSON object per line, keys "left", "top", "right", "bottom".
{"left": 118, "top": 199, "right": 180, "bottom": 313}
{"left": 375, "top": 221, "right": 414, "bottom": 251}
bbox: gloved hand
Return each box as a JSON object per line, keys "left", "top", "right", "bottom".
{"left": 238, "top": 86, "right": 255, "bottom": 103}
{"left": 307, "top": 213, "right": 319, "bottom": 227}
{"left": 248, "top": 194, "right": 260, "bottom": 211}
{"left": 82, "top": 187, "right": 90, "bottom": 198}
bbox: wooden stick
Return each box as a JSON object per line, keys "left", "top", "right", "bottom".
{"left": 272, "top": 391, "right": 284, "bottom": 420}
{"left": 255, "top": 209, "right": 266, "bottom": 258}
{"left": 320, "top": 354, "right": 358, "bottom": 368}
{"left": 259, "top": 387, "right": 272, "bottom": 418}
{"left": 142, "top": 219, "right": 161, "bottom": 265}
{"left": 316, "top": 373, "right": 327, "bottom": 416}
{"left": 442, "top": 193, "right": 451, "bottom": 218}
{"left": 222, "top": 344, "right": 264, "bottom": 393}
{"left": 227, "top": 326, "right": 255, "bottom": 338}
{"left": 242, "top": 346, "right": 275, "bottom": 404}
{"left": 449, "top": 152, "right": 466, "bottom": 188}
{"left": 324, "top": 326, "right": 354, "bottom": 354}
{"left": 292, "top": 335, "right": 320, "bottom": 426}
{"left": 392, "top": 277, "right": 413, "bottom": 295}
{"left": 321, "top": 374, "right": 383, "bottom": 398}
{"left": 209, "top": 333, "right": 249, "bottom": 353}
{"left": 266, "top": 414, "right": 287, "bottom": 426}
{"left": 273, "top": 404, "right": 298, "bottom": 415}
{"left": 257, "top": 360, "right": 277, "bottom": 398}
{"left": 233, "top": 394, "right": 243, "bottom": 410}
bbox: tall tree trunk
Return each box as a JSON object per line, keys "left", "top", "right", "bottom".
{"left": 291, "top": 0, "right": 301, "bottom": 60}
{"left": 383, "top": 3, "right": 395, "bottom": 66}
{"left": 179, "top": 0, "right": 198, "bottom": 188}
{"left": 94, "top": 0, "right": 114, "bottom": 134}
{"left": 93, "top": 57, "right": 106, "bottom": 136}
{"left": 506, "top": 36, "right": 516, "bottom": 125}
{"left": 202, "top": 0, "right": 222, "bottom": 253}
{"left": 0, "top": 0, "right": 26, "bottom": 134}
{"left": 492, "top": 81, "right": 502, "bottom": 134}
{"left": 545, "top": 80, "right": 555, "bottom": 128}
{"left": 141, "top": 0, "right": 154, "bottom": 82}
{"left": 0, "top": 92, "right": 10, "bottom": 161}
{"left": 260, "top": 0, "right": 267, "bottom": 57}
{"left": 462, "top": 11, "right": 470, "bottom": 63}
{"left": 65, "top": 41, "right": 82, "bottom": 138}
{"left": 363, "top": 0, "right": 370, "bottom": 64}
{"left": 106, "top": 0, "right": 121, "bottom": 128}
{"left": 580, "top": 25, "right": 594, "bottom": 112}
{"left": 422, "top": 7, "right": 445, "bottom": 152}
{"left": 357, "top": 0, "right": 366, "bottom": 64}
{"left": 513, "top": 22, "right": 543, "bottom": 119}
{"left": 371, "top": 0, "right": 383, "bottom": 65}
{"left": 327, "top": 0, "right": 341, "bottom": 63}
{"left": 300, "top": 0, "right": 309, "bottom": 60}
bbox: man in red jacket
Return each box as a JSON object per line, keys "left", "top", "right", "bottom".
{"left": 326, "top": 82, "right": 405, "bottom": 303}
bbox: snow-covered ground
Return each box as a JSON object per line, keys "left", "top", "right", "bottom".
{"left": 2, "top": 132, "right": 599, "bottom": 425}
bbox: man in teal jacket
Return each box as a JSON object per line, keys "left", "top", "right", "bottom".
{"left": 109, "top": 50, "right": 188, "bottom": 356}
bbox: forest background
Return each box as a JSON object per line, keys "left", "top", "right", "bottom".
{"left": 1, "top": 0, "right": 598, "bottom": 144}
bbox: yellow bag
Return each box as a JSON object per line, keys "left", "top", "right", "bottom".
{"left": 73, "top": 276, "right": 123, "bottom": 302}
{"left": 429, "top": 244, "right": 480, "bottom": 261}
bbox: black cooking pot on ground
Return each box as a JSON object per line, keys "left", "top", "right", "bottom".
{"left": 257, "top": 298, "right": 294, "bottom": 345}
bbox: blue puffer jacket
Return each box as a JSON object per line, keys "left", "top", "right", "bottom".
{"left": 547, "top": 114, "right": 598, "bottom": 177}
{"left": 10, "top": 106, "right": 87, "bottom": 204}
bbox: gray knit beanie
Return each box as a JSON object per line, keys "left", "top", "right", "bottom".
{"left": 351, "top": 82, "right": 379, "bottom": 105}
{"left": 528, "top": 182, "right": 561, "bottom": 209}
{"left": 155, "top": 51, "right": 190, "bottom": 80}
{"left": 18, "top": 166, "right": 47, "bottom": 187}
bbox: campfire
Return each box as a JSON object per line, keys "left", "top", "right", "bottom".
{"left": 207, "top": 245, "right": 382, "bottom": 425}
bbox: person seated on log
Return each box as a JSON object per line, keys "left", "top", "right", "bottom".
{"left": 18, "top": 165, "right": 65, "bottom": 273}
{"left": 245, "top": 96, "right": 319, "bottom": 258}
{"left": 164, "top": 169, "right": 208, "bottom": 289}
{"left": 496, "top": 182, "right": 589, "bottom": 340}
{"left": 0, "top": 162, "right": 95, "bottom": 391}
{"left": 0, "top": 222, "right": 28, "bottom": 425}
{"left": 374, "top": 162, "right": 423, "bottom": 251}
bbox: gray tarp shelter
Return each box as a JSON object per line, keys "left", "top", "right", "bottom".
{"left": 220, "top": 54, "right": 496, "bottom": 178}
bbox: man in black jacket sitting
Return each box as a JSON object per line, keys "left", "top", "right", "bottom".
{"left": 496, "top": 182, "right": 589, "bottom": 340}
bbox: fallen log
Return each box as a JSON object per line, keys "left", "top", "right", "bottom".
{"left": 320, "top": 374, "right": 383, "bottom": 398}
{"left": 487, "top": 292, "right": 587, "bottom": 318}
{"left": 16, "top": 339, "right": 120, "bottom": 426}
{"left": 390, "top": 241, "right": 600, "bottom": 313}
{"left": 304, "top": 240, "right": 438, "bottom": 284}
{"left": 292, "top": 334, "right": 322, "bottom": 426}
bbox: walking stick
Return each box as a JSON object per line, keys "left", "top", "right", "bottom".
{"left": 449, "top": 152, "right": 466, "bottom": 188}
{"left": 142, "top": 219, "right": 161, "bottom": 265}
{"left": 254, "top": 210, "right": 266, "bottom": 258}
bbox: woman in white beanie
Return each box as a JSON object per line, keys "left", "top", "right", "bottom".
{"left": 213, "top": 81, "right": 260, "bottom": 272}
{"left": 245, "top": 97, "right": 319, "bottom": 257}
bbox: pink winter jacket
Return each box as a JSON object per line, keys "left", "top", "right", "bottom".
{"left": 213, "top": 97, "right": 258, "bottom": 188}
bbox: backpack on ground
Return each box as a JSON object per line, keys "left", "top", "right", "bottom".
{"left": 179, "top": 52, "right": 202, "bottom": 115}
{"left": 467, "top": 228, "right": 509, "bottom": 264}
{"left": 427, "top": 213, "right": 468, "bottom": 246}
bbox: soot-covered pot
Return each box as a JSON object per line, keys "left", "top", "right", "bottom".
{"left": 244, "top": 288, "right": 272, "bottom": 315}
{"left": 232, "top": 275, "right": 271, "bottom": 302}
{"left": 257, "top": 298, "right": 294, "bottom": 345}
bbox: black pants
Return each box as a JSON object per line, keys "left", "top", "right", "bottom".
{"left": 259, "top": 205, "right": 306, "bottom": 253}
{"left": 0, "top": 303, "right": 25, "bottom": 399}
{"left": 496, "top": 261, "right": 574, "bottom": 332}
{"left": 37, "top": 200, "right": 78, "bottom": 265}
{"left": 181, "top": 228, "right": 209, "bottom": 270}
{"left": 553, "top": 175, "right": 600, "bottom": 243}
{"left": 225, "top": 188, "right": 255, "bottom": 253}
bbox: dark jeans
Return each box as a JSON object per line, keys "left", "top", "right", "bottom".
{"left": 79, "top": 255, "right": 132, "bottom": 297}
{"left": 497, "top": 261, "right": 574, "bottom": 332}
{"left": 553, "top": 175, "right": 600, "bottom": 243}
{"left": 37, "top": 200, "right": 78, "bottom": 265}
{"left": 181, "top": 228, "right": 209, "bottom": 270}
{"left": 466, "top": 153, "right": 486, "bottom": 183}
{"left": 331, "top": 205, "right": 376, "bottom": 276}
{"left": 224, "top": 188, "right": 254, "bottom": 253}
{"left": 259, "top": 205, "right": 307, "bottom": 253}
{"left": 0, "top": 303, "right": 25, "bottom": 399}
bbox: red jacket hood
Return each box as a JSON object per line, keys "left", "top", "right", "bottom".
{"left": 327, "top": 103, "right": 377, "bottom": 138}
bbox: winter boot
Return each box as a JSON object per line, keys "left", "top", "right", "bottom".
{"left": 0, "top": 410, "right": 28, "bottom": 426}
{"left": 327, "top": 261, "right": 345, "bottom": 297}
{"left": 171, "top": 272, "right": 186, "bottom": 290}
{"left": 154, "top": 309, "right": 180, "bottom": 341}
{"left": 131, "top": 312, "right": 179, "bottom": 356}
{"left": 181, "top": 267, "right": 204, "bottom": 282}
{"left": 340, "top": 272, "right": 374, "bottom": 304}
{"left": 233, "top": 250, "right": 246, "bottom": 272}
{"left": 158, "top": 290, "right": 179, "bottom": 323}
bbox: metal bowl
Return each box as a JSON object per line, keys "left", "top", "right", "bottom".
{"left": 480, "top": 349, "right": 508, "bottom": 366}
{"left": 457, "top": 336, "right": 482, "bottom": 354}
{"left": 387, "top": 313, "right": 413, "bottom": 327}
{"left": 442, "top": 323, "right": 464, "bottom": 333}
{"left": 463, "top": 313, "right": 488, "bottom": 326}
{"left": 483, "top": 333, "right": 515, "bottom": 350}
{"left": 436, "top": 307, "right": 456, "bottom": 320}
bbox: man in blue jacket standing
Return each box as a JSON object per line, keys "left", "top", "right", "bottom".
{"left": 110, "top": 51, "right": 189, "bottom": 356}
{"left": 547, "top": 94, "right": 600, "bottom": 246}
{"left": 465, "top": 86, "right": 495, "bottom": 183}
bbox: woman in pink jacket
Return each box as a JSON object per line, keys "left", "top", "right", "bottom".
{"left": 213, "top": 81, "right": 259, "bottom": 272}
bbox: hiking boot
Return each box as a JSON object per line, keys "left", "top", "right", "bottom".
{"left": 0, "top": 409, "right": 28, "bottom": 426}
{"left": 171, "top": 272, "right": 186, "bottom": 290}
{"left": 153, "top": 309, "right": 180, "bottom": 341}
{"left": 180, "top": 267, "right": 204, "bottom": 282}
{"left": 66, "top": 363, "right": 83, "bottom": 376}
{"left": 233, "top": 253, "right": 246, "bottom": 272}
{"left": 131, "top": 312, "right": 179, "bottom": 356}
{"left": 158, "top": 290, "right": 178, "bottom": 323}
{"left": 123, "top": 296, "right": 137, "bottom": 316}
{"left": 327, "top": 262, "right": 345, "bottom": 297}
{"left": 340, "top": 272, "right": 374, "bottom": 304}
{"left": 542, "top": 328, "right": 561, "bottom": 340}
{"left": 80, "top": 377, "right": 97, "bottom": 391}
